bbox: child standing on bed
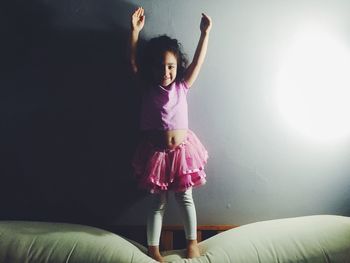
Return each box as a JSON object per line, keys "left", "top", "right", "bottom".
{"left": 129, "top": 7, "right": 212, "bottom": 262}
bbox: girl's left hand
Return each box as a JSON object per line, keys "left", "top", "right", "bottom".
{"left": 200, "top": 13, "right": 212, "bottom": 34}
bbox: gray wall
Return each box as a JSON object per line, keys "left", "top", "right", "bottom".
{"left": 116, "top": 0, "right": 350, "bottom": 225}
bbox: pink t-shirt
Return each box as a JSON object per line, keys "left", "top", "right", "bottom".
{"left": 140, "top": 81, "right": 189, "bottom": 131}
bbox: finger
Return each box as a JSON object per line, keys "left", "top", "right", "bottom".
{"left": 201, "top": 15, "right": 207, "bottom": 25}
{"left": 132, "top": 7, "right": 139, "bottom": 16}
{"left": 202, "top": 13, "right": 211, "bottom": 22}
{"left": 141, "top": 7, "right": 144, "bottom": 16}
{"left": 137, "top": 7, "right": 142, "bottom": 17}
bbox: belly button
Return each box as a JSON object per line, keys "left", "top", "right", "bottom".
{"left": 167, "top": 138, "right": 176, "bottom": 149}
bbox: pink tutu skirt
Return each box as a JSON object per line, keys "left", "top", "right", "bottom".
{"left": 132, "top": 129, "right": 208, "bottom": 193}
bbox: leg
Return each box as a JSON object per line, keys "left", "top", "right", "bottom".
{"left": 174, "top": 188, "right": 200, "bottom": 258}
{"left": 147, "top": 192, "right": 168, "bottom": 262}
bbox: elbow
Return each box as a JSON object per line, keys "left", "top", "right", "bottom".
{"left": 132, "top": 65, "right": 138, "bottom": 75}
{"left": 192, "top": 57, "right": 205, "bottom": 68}
{"left": 130, "top": 61, "right": 139, "bottom": 75}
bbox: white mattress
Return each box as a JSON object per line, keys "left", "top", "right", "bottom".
{"left": 0, "top": 215, "right": 349, "bottom": 262}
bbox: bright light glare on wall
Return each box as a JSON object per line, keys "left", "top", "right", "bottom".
{"left": 275, "top": 25, "right": 350, "bottom": 143}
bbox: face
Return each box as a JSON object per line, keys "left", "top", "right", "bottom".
{"left": 152, "top": 51, "right": 178, "bottom": 87}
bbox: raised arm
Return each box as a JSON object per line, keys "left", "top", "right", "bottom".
{"left": 129, "top": 7, "right": 145, "bottom": 74}
{"left": 184, "top": 13, "right": 212, "bottom": 88}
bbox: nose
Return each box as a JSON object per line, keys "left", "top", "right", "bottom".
{"left": 162, "top": 67, "right": 169, "bottom": 75}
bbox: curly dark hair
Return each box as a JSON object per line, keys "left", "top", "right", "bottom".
{"left": 138, "top": 35, "right": 188, "bottom": 84}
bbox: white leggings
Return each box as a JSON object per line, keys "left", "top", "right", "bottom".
{"left": 147, "top": 188, "right": 197, "bottom": 246}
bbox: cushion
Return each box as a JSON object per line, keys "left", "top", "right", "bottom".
{"left": 163, "top": 215, "right": 350, "bottom": 262}
{"left": 0, "top": 221, "right": 156, "bottom": 263}
{"left": 1, "top": 215, "right": 349, "bottom": 263}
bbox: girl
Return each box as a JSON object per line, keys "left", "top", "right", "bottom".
{"left": 129, "top": 7, "right": 212, "bottom": 262}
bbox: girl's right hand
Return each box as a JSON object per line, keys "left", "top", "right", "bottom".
{"left": 131, "top": 7, "right": 145, "bottom": 32}
{"left": 200, "top": 13, "right": 212, "bottom": 34}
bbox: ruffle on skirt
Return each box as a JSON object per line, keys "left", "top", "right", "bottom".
{"left": 132, "top": 129, "right": 208, "bottom": 193}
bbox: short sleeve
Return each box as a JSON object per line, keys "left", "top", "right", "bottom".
{"left": 180, "top": 80, "right": 190, "bottom": 94}
{"left": 182, "top": 80, "right": 190, "bottom": 89}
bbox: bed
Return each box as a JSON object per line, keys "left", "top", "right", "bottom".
{"left": 0, "top": 215, "right": 349, "bottom": 262}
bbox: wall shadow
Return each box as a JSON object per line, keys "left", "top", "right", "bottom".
{"left": 0, "top": 0, "right": 147, "bottom": 226}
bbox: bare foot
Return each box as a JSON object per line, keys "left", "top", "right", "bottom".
{"left": 148, "top": 246, "right": 165, "bottom": 262}
{"left": 187, "top": 240, "right": 200, "bottom": 258}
